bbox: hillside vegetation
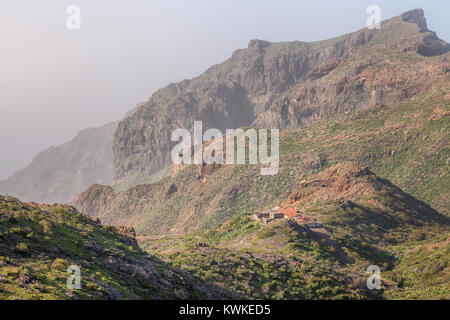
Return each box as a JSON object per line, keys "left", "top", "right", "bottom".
{"left": 0, "top": 195, "right": 235, "bottom": 299}
{"left": 139, "top": 163, "right": 450, "bottom": 299}
{"left": 3, "top": 9, "right": 449, "bottom": 300}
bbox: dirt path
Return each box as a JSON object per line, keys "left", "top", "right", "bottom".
{"left": 306, "top": 226, "right": 352, "bottom": 264}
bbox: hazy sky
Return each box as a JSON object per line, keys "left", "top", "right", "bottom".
{"left": 0, "top": 0, "right": 449, "bottom": 180}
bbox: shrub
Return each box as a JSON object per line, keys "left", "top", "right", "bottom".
{"left": 52, "top": 258, "right": 69, "bottom": 271}
{"left": 39, "top": 220, "right": 53, "bottom": 235}
{"left": 14, "top": 243, "right": 29, "bottom": 255}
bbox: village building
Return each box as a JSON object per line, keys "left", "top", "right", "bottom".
{"left": 262, "top": 217, "right": 274, "bottom": 224}
{"left": 252, "top": 208, "right": 285, "bottom": 224}
{"left": 270, "top": 212, "right": 284, "bottom": 219}
{"left": 252, "top": 207, "right": 322, "bottom": 227}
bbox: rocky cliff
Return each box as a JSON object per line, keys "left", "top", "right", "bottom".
{"left": 112, "top": 9, "right": 449, "bottom": 189}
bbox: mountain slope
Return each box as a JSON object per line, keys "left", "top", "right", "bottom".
{"left": 74, "top": 76, "right": 450, "bottom": 235}
{"left": 138, "top": 162, "right": 449, "bottom": 299}
{"left": 384, "top": 236, "right": 449, "bottom": 299}
{"left": 0, "top": 195, "right": 235, "bottom": 299}
{"left": 111, "top": 9, "right": 449, "bottom": 189}
{"left": 3, "top": 8, "right": 449, "bottom": 301}
{"left": 0, "top": 122, "right": 117, "bottom": 204}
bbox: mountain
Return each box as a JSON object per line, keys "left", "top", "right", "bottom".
{"left": 111, "top": 9, "right": 449, "bottom": 189}
{"left": 2, "top": 9, "right": 447, "bottom": 203}
{"left": 0, "top": 195, "right": 235, "bottom": 299}
{"left": 0, "top": 122, "right": 117, "bottom": 204}
{"left": 74, "top": 74, "right": 450, "bottom": 235}
{"left": 2, "top": 8, "right": 449, "bottom": 300}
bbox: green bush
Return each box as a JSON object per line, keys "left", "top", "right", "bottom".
{"left": 52, "top": 258, "right": 69, "bottom": 271}
{"left": 14, "top": 243, "right": 29, "bottom": 255}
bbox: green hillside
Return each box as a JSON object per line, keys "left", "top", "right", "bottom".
{"left": 0, "top": 195, "right": 235, "bottom": 300}
{"left": 139, "top": 163, "right": 450, "bottom": 299}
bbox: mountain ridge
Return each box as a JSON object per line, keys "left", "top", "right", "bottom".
{"left": 111, "top": 9, "right": 449, "bottom": 189}
{"left": 1, "top": 9, "right": 447, "bottom": 204}
{"left": 2, "top": 8, "right": 449, "bottom": 300}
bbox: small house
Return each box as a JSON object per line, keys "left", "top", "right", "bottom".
{"left": 270, "top": 212, "right": 285, "bottom": 219}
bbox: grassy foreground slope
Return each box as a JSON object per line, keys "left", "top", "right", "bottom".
{"left": 0, "top": 195, "right": 235, "bottom": 300}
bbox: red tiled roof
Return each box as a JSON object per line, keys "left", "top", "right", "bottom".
{"left": 278, "top": 207, "right": 312, "bottom": 222}
{"left": 279, "top": 207, "right": 297, "bottom": 218}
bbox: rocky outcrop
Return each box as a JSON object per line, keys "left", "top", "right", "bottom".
{"left": 285, "top": 162, "right": 378, "bottom": 206}
{"left": 402, "top": 8, "right": 429, "bottom": 32}
{"left": 0, "top": 122, "right": 117, "bottom": 204}
{"left": 112, "top": 9, "right": 449, "bottom": 188}
{"left": 401, "top": 9, "right": 449, "bottom": 56}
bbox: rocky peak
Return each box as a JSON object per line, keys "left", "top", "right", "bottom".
{"left": 248, "top": 39, "right": 271, "bottom": 51}
{"left": 401, "top": 8, "right": 428, "bottom": 32}
{"left": 109, "top": 9, "right": 449, "bottom": 189}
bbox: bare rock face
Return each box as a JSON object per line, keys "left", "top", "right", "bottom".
{"left": 285, "top": 162, "right": 378, "bottom": 206}
{"left": 402, "top": 8, "right": 429, "bottom": 32}
{"left": 402, "top": 9, "right": 449, "bottom": 56}
{"left": 112, "top": 81, "right": 254, "bottom": 189}
{"left": 111, "top": 9, "right": 449, "bottom": 189}
{"left": 0, "top": 122, "right": 117, "bottom": 204}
